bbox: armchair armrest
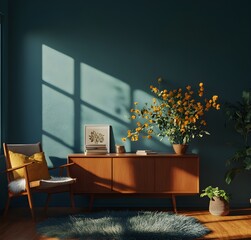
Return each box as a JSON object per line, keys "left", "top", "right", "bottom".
{"left": 48, "top": 162, "right": 74, "bottom": 171}
{"left": 1, "top": 162, "right": 35, "bottom": 184}
{"left": 48, "top": 162, "right": 75, "bottom": 177}
{"left": 2, "top": 162, "right": 35, "bottom": 174}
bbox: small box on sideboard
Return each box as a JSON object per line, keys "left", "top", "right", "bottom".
{"left": 136, "top": 150, "right": 157, "bottom": 155}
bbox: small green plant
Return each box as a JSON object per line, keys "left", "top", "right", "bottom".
{"left": 200, "top": 186, "right": 230, "bottom": 203}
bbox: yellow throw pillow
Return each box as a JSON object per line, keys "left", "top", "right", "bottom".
{"left": 9, "top": 151, "right": 50, "bottom": 181}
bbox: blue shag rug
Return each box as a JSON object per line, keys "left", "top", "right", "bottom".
{"left": 36, "top": 211, "right": 211, "bottom": 240}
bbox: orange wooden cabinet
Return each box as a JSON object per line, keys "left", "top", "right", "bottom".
{"left": 68, "top": 153, "right": 199, "bottom": 211}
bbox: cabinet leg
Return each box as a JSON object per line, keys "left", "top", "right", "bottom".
{"left": 89, "top": 194, "right": 94, "bottom": 211}
{"left": 171, "top": 194, "right": 177, "bottom": 213}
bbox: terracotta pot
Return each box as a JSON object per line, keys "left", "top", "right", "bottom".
{"left": 172, "top": 144, "right": 188, "bottom": 155}
{"left": 209, "top": 197, "right": 230, "bottom": 216}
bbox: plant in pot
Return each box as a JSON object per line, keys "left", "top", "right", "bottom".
{"left": 224, "top": 90, "right": 251, "bottom": 184}
{"left": 122, "top": 78, "right": 220, "bottom": 154}
{"left": 200, "top": 186, "right": 230, "bottom": 216}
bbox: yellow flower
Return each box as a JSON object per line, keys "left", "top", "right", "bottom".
{"left": 184, "top": 93, "right": 191, "bottom": 100}
{"left": 200, "top": 120, "right": 207, "bottom": 126}
{"left": 212, "top": 95, "right": 218, "bottom": 102}
{"left": 162, "top": 93, "right": 168, "bottom": 100}
{"left": 197, "top": 110, "right": 204, "bottom": 116}
{"left": 131, "top": 135, "right": 138, "bottom": 141}
{"left": 136, "top": 122, "right": 141, "bottom": 127}
{"left": 131, "top": 115, "right": 136, "bottom": 119}
{"left": 184, "top": 120, "right": 189, "bottom": 125}
{"left": 134, "top": 102, "right": 138, "bottom": 105}
{"left": 147, "top": 129, "right": 153, "bottom": 134}
{"left": 180, "top": 128, "right": 186, "bottom": 133}
{"left": 136, "top": 127, "right": 142, "bottom": 132}
{"left": 121, "top": 137, "right": 127, "bottom": 142}
{"left": 183, "top": 101, "right": 188, "bottom": 106}
{"left": 152, "top": 87, "right": 158, "bottom": 93}
{"left": 199, "top": 82, "right": 203, "bottom": 87}
{"left": 205, "top": 102, "right": 211, "bottom": 108}
{"left": 186, "top": 85, "right": 191, "bottom": 91}
{"left": 192, "top": 117, "right": 197, "bottom": 123}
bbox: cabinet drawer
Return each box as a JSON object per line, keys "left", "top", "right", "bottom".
{"left": 69, "top": 157, "right": 112, "bottom": 193}
{"left": 155, "top": 157, "right": 199, "bottom": 193}
{"left": 113, "top": 157, "right": 155, "bottom": 193}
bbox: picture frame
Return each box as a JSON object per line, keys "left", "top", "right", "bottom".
{"left": 84, "top": 124, "right": 110, "bottom": 153}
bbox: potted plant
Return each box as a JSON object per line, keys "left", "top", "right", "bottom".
{"left": 200, "top": 186, "right": 230, "bottom": 216}
{"left": 224, "top": 90, "right": 251, "bottom": 184}
{"left": 122, "top": 78, "right": 220, "bottom": 154}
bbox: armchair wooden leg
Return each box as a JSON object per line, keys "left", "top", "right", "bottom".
{"left": 171, "top": 194, "right": 177, "bottom": 213}
{"left": 26, "top": 191, "right": 35, "bottom": 221}
{"left": 89, "top": 194, "right": 94, "bottom": 211}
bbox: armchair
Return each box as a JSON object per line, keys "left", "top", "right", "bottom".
{"left": 2, "top": 142, "right": 76, "bottom": 221}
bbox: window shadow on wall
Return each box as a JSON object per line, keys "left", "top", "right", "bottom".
{"left": 41, "top": 44, "right": 172, "bottom": 163}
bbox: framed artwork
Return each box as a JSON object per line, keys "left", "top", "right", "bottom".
{"left": 84, "top": 124, "right": 110, "bottom": 153}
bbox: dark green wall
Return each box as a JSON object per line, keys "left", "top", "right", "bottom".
{"left": 0, "top": 0, "right": 8, "bottom": 212}
{"left": 3, "top": 0, "right": 251, "bottom": 209}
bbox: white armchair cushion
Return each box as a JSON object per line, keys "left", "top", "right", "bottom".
{"left": 8, "top": 176, "right": 76, "bottom": 193}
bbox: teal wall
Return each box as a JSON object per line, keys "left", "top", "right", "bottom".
{"left": 0, "top": 0, "right": 8, "bottom": 212}
{"left": 2, "top": 0, "right": 251, "bottom": 209}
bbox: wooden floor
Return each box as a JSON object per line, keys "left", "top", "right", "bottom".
{"left": 0, "top": 207, "right": 251, "bottom": 240}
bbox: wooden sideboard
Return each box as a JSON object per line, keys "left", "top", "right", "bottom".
{"left": 67, "top": 153, "right": 199, "bottom": 212}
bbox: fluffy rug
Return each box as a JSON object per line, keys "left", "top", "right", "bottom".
{"left": 36, "top": 211, "right": 211, "bottom": 240}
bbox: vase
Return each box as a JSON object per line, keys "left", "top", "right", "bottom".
{"left": 209, "top": 197, "right": 230, "bottom": 216}
{"left": 172, "top": 144, "right": 188, "bottom": 155}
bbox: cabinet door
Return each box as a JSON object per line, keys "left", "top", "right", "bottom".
{"left": 68, "top": 157, "right": 112, "bottom": 193}
{"left": 113, "top": 157, "right": 155, "bottom": 193}
{"left": 155, "top": 157, "right": 199, "bottom": 193}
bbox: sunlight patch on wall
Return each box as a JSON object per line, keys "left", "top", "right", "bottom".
{"left": 80, "top": 63, "right": 130, "bottom": 123}
{"left": 42, "top": 45, "right": 75, "bottom": 154}
{"left": 42, "top": 85, "right": 74, "bottom": 147}
{"left": 42, "top": 45, "right": 74, "bottom": 94}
